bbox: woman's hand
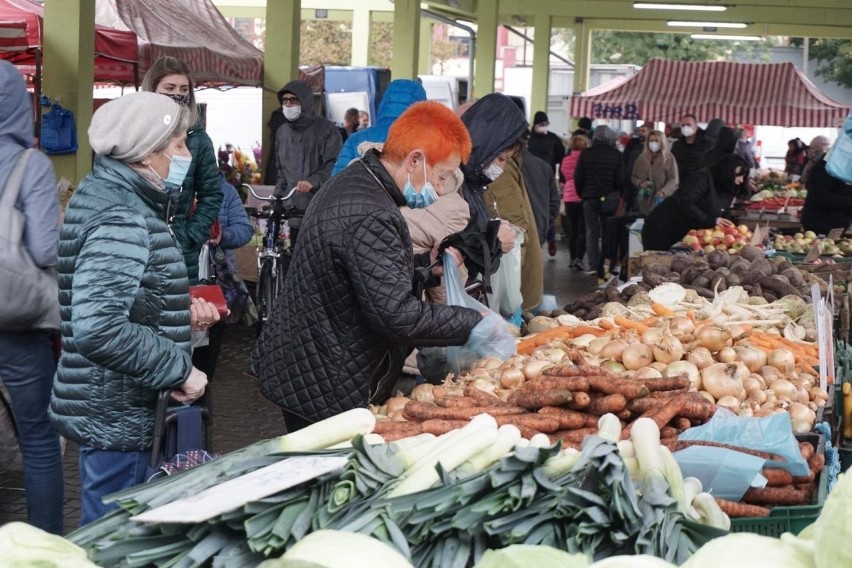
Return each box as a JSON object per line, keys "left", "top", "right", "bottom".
{"left": 497, "top": 221, "right": 517, "bottom": 253}
{"left": 190, "top": 297, "right": 222, "bottom": 331}
{"left": 171, "top": 366, "right": 208, "bottom": 404}
{"left": 716, "top": 217, "right": 735, "bottom": 228}
{"left": 430, "top": 246, "right": 464, "bottom": 277}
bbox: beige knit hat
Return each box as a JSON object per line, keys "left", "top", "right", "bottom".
{"left": 88, "top": 92, "right": 182, "bottom": 162}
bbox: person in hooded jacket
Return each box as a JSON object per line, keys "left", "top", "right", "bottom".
{"left": 249, "top": 102, "right": 506, "bottom": 432}
{"left": 50, "top": 92, "right": 212, "bottom": 524}
{"left": 528, "top": 111, "right": 565, "bottom": 172}
{"left": 642, "top": 154, "right": 747, "bottom": 251}
{"left": 142, "top": 56, "right": 223, "bottom": 285}
{"left": 525, "top": 111, "right": 563, "bottom": 257}
{"left": 332, "top": 79, "right": 427, "bottom": 176}
{"left": 700, "top": 126, "right": 738, "bottom": 170}
{"left": 274, "top": 79, "right": 343, "bottom": 240}
{"left": 801, "top": 153, "right": 852, "bottom": 236}
{"left": 671, "top": 113, "right": 711, "bottom": 176}
{"left": 0, "top": 60, "right": 63, "bottom": 535}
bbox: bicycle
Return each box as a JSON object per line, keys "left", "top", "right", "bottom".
{"left": 242, "top": 184, "right": 302, "bottom": 336}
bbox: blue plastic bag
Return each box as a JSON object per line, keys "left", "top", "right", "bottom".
{"left": 444, "top": 252, "right": 516, "bottom": 374}
{"left": 826, "top": 111, "right": 852, "bottom": 184}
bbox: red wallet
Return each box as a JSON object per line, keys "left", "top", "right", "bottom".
{"left": 189, "top": 285, "right": 229, "bottom": 316}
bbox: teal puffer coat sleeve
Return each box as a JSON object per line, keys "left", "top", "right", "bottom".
{"left": 72, "top": 209, "right": 192, "bottom": 387}
{"left": 173, "top": 127, "right": 223, "bottom": 284}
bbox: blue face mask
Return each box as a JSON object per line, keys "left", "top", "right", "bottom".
{"left": 163, "top": 152, "right": 192, "bottom": 188}
{"left": 402, "top": 158, "right": 438, "bottom": 208}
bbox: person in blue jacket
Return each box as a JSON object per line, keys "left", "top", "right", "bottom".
{"left": 0, "top": 59, "right": 64, "bottom": 535}
{"left": 332, "top": 79, "right": 428, "bottom": 176}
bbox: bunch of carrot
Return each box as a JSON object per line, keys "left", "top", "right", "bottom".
{"left": 515, "top": 324, "right": 605, "bottom": 355}
{"left": 375, "top": 356, "right": 716, "bottom": 445}
{"left": 712, "top": 438, "right": 826, "bottom": 518}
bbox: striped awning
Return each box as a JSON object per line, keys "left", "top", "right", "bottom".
{"left": 567, "top": 58, "right": 850, "bottom": 128}
{"left": 0, "top": 20, "right": 28, "bottom": 53}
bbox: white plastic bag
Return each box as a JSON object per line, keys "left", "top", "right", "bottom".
{"left": 490, "top": 230, "right": 523, "bottom": 317}
{"left": 197, "top": 243, "right": 212, "bottom": 282}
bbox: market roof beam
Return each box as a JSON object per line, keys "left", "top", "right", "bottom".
{"left": 574, "top": 18, "right": 852, "bottom": 40}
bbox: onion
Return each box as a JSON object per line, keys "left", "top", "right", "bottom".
{"left": 499, "top": 367, "right": 525, "bottom": 389}
{"left": 541, "top": 348, "right": 567, "bottom": 365}
{"left": 475, "top": 356, "right": 504, "bottom": 370}
{"left": 716, "top": 346, "right": 737, "bottom": 363}
{"left": 635, "top": 366, "right": 663, "bottom": 379}
{"left": 470, "top": 377, "right": 498, "bottom": 395}
{"left": 495, "top": 389, "right": 512, "bottom": 402}
{"left": 768, "top": 349, "right": 796, "bottom": 373}
{"left": 696, "top": 325, "right": 732, "bottom": 353}
{"left": 409, "top": 383, "right": 435, "bottom": 403}
{"left": 758, "top": 366, "right": 781, "bottom": 386}
{"left": 686, "top": 347, "right": 714, "bottom": 370}
{"left": 523, "top": 360, "right": 553, "bottom": 381}
{"left": 742, "top": 377, "right": 763, "bottom": 396}
{"left": 796, "top": 388, "right": 810, "bottom": 405}
{"left": 669, "top": 316, "right": 695, "bottom": 336}
{"left": 384, "top": 396, "right": 410, "bottom": 415}
{"left": 650, "top": 362, "right": 668, "bottom": 372}
{"left": 728, "top": 323, "right": 749, "bottom": 340}
{"left": 640, "top": 327, "right": 665, "bottom": 346}
{"left": 747, "top": 389, "right": 767, "bottom": 405}
{"left": 809, "top": 387, "right": 830, "bottom": 402}
{"left": 788, "top": 402, "right": 816, "bottom": 433}
{"left": 602, "top": 361, "right": 627, "bottom": 374}
{"left": 588, "top": 336, "right": 611, "bottom": 356}
{"left": 653, "top": 336, "right": 684, "bottom": 364}
{"left": 738, "top": 406, "right": 754, "bottom": 417}
{"left": 571, "top": 333, "right": 598, "bottom": 349}
{"left": 698, "top": 390, "right": 716, "bottom": 403}
{"left": 622, "top": 343, "right": 654, "bottom": 370}
{"left": 734, "top": 346, "right": 767, "bottom": 373}
{"left": 600, "top": 339, "right": 629, "bottom": 362}
{"left": 664, "top": 361, "right": 700, "bottom": 390}
{"left": 702, "top": 362, "right": 748, "bottom": 401}
{"left": 769, "top": 379, "right": 798, "bottom": 401}
{"left": 716, "top": 395, "right": 741, "bottom": 410}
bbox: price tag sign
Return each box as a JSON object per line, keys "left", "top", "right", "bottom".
{"left": 811, "top": 284, "right": 829, "bottom": 390}
{"left": 131, "top": 455, "right": 348, "bottom": 524}
{"left": 803, "top": 240, "right": 822, "bottom": 264}
{"left": 828, "top": 228, "right": 845, "bottom": 240}
{"left": 750, "top": 223, "right": 769, "bottom": 246}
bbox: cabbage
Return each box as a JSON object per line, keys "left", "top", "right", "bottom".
{"left": 589, "top": 555, "right": 676, "bottom": 567}
{"left": 600, "top": 302, "right": 629, "bottom": 318}
{"left": 0, "top": 522, "right": 98, "bottom": 568}
{"left": 474, "top": 545, "right": 589, "bottom": 568}
{"left": 681, "top": 533, "right": 815, "bottom": 568}
{"left": 775, "top": 295, "right": 808, "bottom": 320}
{"left": 812, "top": 470, "right": 852, "bottom": 567}
{"left": 261, "top": 530, "right": 414, "bottom": 568}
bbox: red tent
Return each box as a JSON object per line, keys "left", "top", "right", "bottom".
{"left": 0, "top": 0, "right": 138, "bottom": 84}
{"left": 567, "top": 58, "right": 850, "bottom": 128}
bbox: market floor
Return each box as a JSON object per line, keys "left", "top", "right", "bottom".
{"left": 0, "top": 239, "right": 595, "bottom": 535}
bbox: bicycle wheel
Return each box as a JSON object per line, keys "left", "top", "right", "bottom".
{"left": 256, "top": 262, "right": 274, "bottom": 337}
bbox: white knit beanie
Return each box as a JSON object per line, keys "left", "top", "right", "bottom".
{"left": 88, "top": 92, "right": 182, "bottom": 162}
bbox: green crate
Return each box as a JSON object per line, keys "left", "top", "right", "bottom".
{"left": 730, "top": 434, "right": 826, "bottom": 537}
{"left": 841, "top": 441, "right": 852, "bottom": 473}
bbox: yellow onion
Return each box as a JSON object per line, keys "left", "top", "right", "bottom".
{"left": 635, "top": 366, "right": 663, "bottom": 379}
{"left": 602, "top": 361, "right": 627, "bottom": 374}
{"left": 588, "top": 336, "right": 611, "bottom": 356}
{"left": 768, "top": 349, "right": 796, "bottom": 373}
{"left": 664, "top": 360, "right": 700, "bottom": 390}
{"left": 716, "top": 395, "right": 741, "bottom": 410}
{"left": 788, "top": 402, "right": 816, "bottom": 433}
{"left": 687, "top": 347, "right": 715, "bottom": 370}
{"left": 499, "top": 367, "right": 525, "bottom": 389}
{"left": 759, "top": 366, "right": 781, "bottom": 386}
{"left": 469, "top": 377, "right": 498, "bottom": 395}
{"left": 409, "top": 383, "right": 435, "bottom": 403}
{"left": 641, "top": 327, "right": 666, "bottom": 346}
{"left": 734, "top": 346, "right": 768, "bottom": 373}
{"left": 702, "top": 362, "right": 748, "bottom": 401}
{"left": 600, "top": 339, "right": 629, "bottom": 362}
{"left": 571, "top": 333, "right": 599, "bottom": 349}
{"left": 384, "top": 396, "right": 410, "bottom": 415}
{"left": 769, "top": 379, "right": 798, "bottom": 401}
{"left": 698, "top": 391, "right": 716, "bottom": 403}
{"left": 622, "top": 343, "right": 654, "bottom": 370}
{"left": 475, "top": 356, "right": 504, "bottom": 370}
{"left": 696, "top": 325, "right": 732, "bottom": 353}
{"left": 523, "top": 360, "right": 554, "bottom": 381}
{"left": 669, "top": 316, "right": 695, "bottom": 336}
{"left": 653, "top": 336, "right": 684, "bottom": 364}
{"left": 716, "top": 346, "right": 737, "bottom": 364}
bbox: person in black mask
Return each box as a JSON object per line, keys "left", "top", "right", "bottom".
{"left": 642, "top": 154, "right": 748, "bottom": 251}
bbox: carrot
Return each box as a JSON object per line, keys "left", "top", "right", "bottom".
{"left": 565, "top": 391, "right": 592, "bottom": 410}
{"left": 799, "top": 441, "right": 815, "bottom": 461}
{"left": 598, "top": 319, "right": 617, "bottom": 331}
{"left": 520, "top": 376, "right": 590, "bottom": 393}
{"left": 809, "top": 453, "right": 826, "bottom": 475}
{"left": 628, "top": 397, "right": 665, "bottom": 414}
{"left": 642, "top": 316, "right": 660, "bottom": 327}
{"left": 403, "top": 400, "right": 527, "bottom": 421}
{"left": 420, "top": 419, "right": 470, "bottom": 436}
{"left": 616, "top": 409, "right": 632, "bottom": 421}
{"left": 715, "top": 498, "right": 770, "bottom": 518}
{"left": 649, "top": 395, "right": 689, "bottom": 429}
{"left": 762, "top": 468, "right": 794, "bottom": 487}
{"left": 587, "top": 393, "right": 628, "bottom": 415}
{"left": 516, "top": 325, "right": 576, "bottom": 352}
{"left": 672, "top": 417, "right": 691, "bottom": 431}
{"left": 742, "top": 486, "right": 806, "bottom": 506}
{"left": 508, "top": 390, "right": 574, "bottom": 410}
{"left": 536, "top": 407, "right": 587, "bottom": 430}
{"left": 539, "top": 406, "right": 599, "bottom": 428}
{"left": 552, "top": 427, "right": 598, "bottom": 443}
{"left": 462, "top": 385, "right": 508, "bottom": 407}
{"left": 651, "top": 302, "right": 676, "bottom": 317}
{"left": 650, "top": 388, "right": 690, "bottom": 398}
{"left": 495, "top": 414, "right": 561, "bottom": 433}
{"left": 660, "top": 426, "right": 679, "bottom": 439}
{"left": 434, "top": 396, "right": 479, "bottom": 408}
{"left": 642, "top": 375, "right": 691, "bottom": 392}
{"left": 674, "top": 393, "right": 716, "bottom": 422}
{"left": 587, "top": 376, "right": 650, "bottom": 399}
{"left": 614, "top": 315, "right": 650, "bottom": 333}
{"left": 373, "top": 420, "right": 422, "bottom": 436}
{"left": 571, "top": 325, "right": 607, "bottom": 337}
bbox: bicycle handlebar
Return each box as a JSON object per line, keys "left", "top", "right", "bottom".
{"left": 242, "top": 184, "right": 298, "bottom": 202}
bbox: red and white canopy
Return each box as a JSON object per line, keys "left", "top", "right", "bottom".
{"left": 567, "top": 58, "right": 850, "bottom": 128}
{"left": 0, "top": 20, "right": 28, "bottom": 53}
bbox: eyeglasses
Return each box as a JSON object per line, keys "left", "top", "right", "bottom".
{"left": 281, "top": 96, "right": 300, "bottom": 105}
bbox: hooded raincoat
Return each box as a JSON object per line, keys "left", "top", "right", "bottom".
{"left": 274, "top": 80, "right": 342, "bottom": 212}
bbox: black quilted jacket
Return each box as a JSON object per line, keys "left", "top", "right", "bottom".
{"left": 250, "top": 150, "right": 482, "bottom": 422}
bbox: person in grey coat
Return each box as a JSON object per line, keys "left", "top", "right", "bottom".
{"left": 274, "top": 80, "right": 342, "bottom": 245}
{"left": 0, "top": 59, "right": 63, "bottom": 535}
{"left": 520, "top": 146, "right": 561, "bottom": 253}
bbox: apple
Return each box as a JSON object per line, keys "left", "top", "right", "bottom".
{"left": 712, "top": 230, "right": 725, "bottom": 239}
{"left": 724, "top": 234, "right": 736, "bottom": 246}
{"left": 732, "top": 241, "right": 745, "bottom": 250}
{"left": 688, "top": 229, "right": 698, "bottom": 237}
{"left": 690, "top": 242, "right": 702, "bottom": 252}
{"left": 704, "top": 245, "right": 716, "bottom": 254}
{"left": 794, "top": 233, "right": 804, "bottom": 240}
{"left": 702, "top": 234, "right": 713, "bottom": 245}
{"left": 737, "top": 224, "right": 749, "bottom": 235}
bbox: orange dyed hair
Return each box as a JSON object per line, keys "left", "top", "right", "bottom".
{"left": 383, "top": 101, "right": 472, "bottom": 166}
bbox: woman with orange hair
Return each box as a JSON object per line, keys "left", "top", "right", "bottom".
{"left": 251, "top": 101, "right": 510, "bottom": 432}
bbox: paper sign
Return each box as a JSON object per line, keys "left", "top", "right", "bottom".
{"left": 828, "top": 228, "right": 845, "bottom": 240}
{"left": 131, "top": 455, "right": 347, "bottom": 524}
{"left": 804, "top": 240, "right": 822, "bottom": 264}
{"left": 812, "top": 283, "right": 829, "bottom": 390}
{"left": 750, "top": 223, "right": 769, "bottom": 246}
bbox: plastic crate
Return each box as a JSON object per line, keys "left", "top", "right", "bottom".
{"left": 729, "top": 433, "right": 826, "bottom": 537}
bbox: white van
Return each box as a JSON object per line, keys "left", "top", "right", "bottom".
{"left": 419, "top": 75, "right": 460, "bottom": 110}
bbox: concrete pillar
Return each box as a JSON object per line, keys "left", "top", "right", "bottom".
{"left": 473, "top": 0, "right": 498, "bottom": 97}
{"left": 530, "top": 14, "right": 551, "bottom": 124}
{"left": 573, "top": 19, "right": 592, "bottom": 96}
{"left": 391, "top": 0, "right": 420, "bottom": 79}
{"left": 418, "top": 18, "right": 433, "bottom": 76}
{"left": 43, "top": 0, "right": 95, "bottom": 185}
{"left": 262, "top": 0, "right": 300, "bottom": 176}
{"left": 351, "top": 7, "right": 371, "bottom": 67}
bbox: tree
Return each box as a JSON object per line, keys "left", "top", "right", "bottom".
{"left": 369, "top": 21, "right": 393, "bottom": 68}
{"left": 790, "top": 38, "right": 852, "bottom": 88}
{"left": 432, "top": 35, "right": 458, "bottom": 74}
{"left": 300, "top": 20, "right": 352, "bottom": 66}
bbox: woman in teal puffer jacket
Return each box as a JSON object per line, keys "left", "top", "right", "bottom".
{"left": 142, "top": 56, "right": 223, "bottom": 284}
{"left": 49, "top": 92, "right": 215, "bottom": 526}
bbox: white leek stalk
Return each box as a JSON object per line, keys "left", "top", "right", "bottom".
{"left": 683, "top": 477, "right": 703, "bottom": 520}
{"left": 276, "top": 408, "right": 376, "bottom": 452}
{"left": 598, "top": 413, "right": 622, "bottom": 443}
{"left": 529, "top": 433, "right": 552, "bottom": 448}
{"left": 457, "top": 425, "right": 522, "bottom": 476}
{"left": 542, "top": 448, "right": 581, "bottom": 478}
{"left": 692, "top": 492, "right": 731, "bottom": 531}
